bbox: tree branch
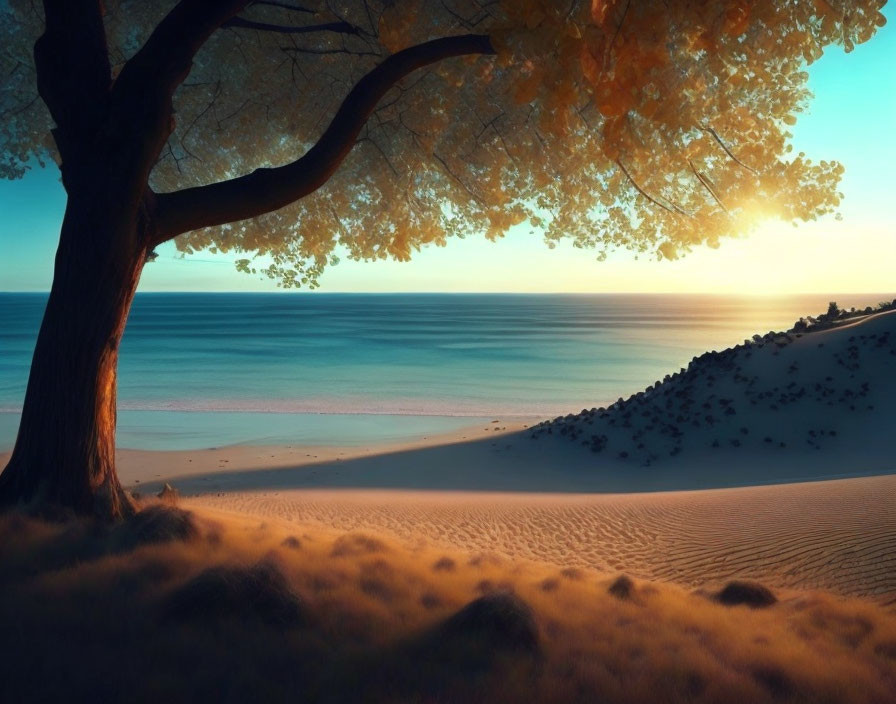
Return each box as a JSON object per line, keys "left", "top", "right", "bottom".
{"left": 222, "top": 17, "right": 363, "bottom": 36}
{"left": 280, "top": 45, "right": 380, "bottom": 58}
{"left": 114, "top": 0, "right": 249, "bottom": 103}
{"left": 109, "top": 0, "right": 249, "bottom": 172}
{"left": 248, "top": 0, "right": 316, "bottom": 14}
{"left": 34, "top": 1, "right": 111, "bottom": 153}
{"left": 616, "top": 159, "right": 692, "bottom": 218}
{"left": 688, "top": 159, "right": 729, "bottom": 213}
{"left": 154, "top": 33, "right": 495, "bottom": 244}
{"left": 699, "top": 125, "right": 758, "bottom": 174}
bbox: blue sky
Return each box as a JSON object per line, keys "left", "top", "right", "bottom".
{"left": 1, "top": 11, "right": 894, "bottom": 294}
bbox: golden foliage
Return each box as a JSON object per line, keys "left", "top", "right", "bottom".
{"left": 0, "top": 0, "right": 887, "bottom": 285}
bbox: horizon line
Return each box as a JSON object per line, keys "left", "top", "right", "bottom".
{"left": 2, "top": 290, "right": 895, "bottom": 297}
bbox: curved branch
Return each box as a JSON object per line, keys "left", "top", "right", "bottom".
{"left": 110, "top": 1, "right": 248, "bottom": 152}
{"left": 114, "top": 1, "right": 248, "bottom": 103}
{"left": 104, "top": 1, "right": 249, "bottom": 185}
{"left": 248, "top": 1, "right": 316, "bottom": 13}
{"left": 115, "top": 0, "right": 248, "bottom": 102}
{"left": 688, "top": 159, "right": 729, "bottom": 213}
{"left": 617, "top": 159, "right": 692, "bottom": 218}
{"left": 222, "top": 17, "right": 363, "bottom": 35}
{"left": 699, "top": 125, "right": 758, "bottom": 175}
{"left": 153, "top": 33, "right": 494, "bottom": 244}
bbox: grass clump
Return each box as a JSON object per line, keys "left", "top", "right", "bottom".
{"left": 715, "top": 580, "right": 778, "bottom": 608}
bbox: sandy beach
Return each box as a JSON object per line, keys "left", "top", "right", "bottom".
{"left": 4, "top": 310, "right": 892, "bottom": 604}
{"left": 16, "top": 420, "right": 887, "bottom": 603}
{"left": 175, "top": 474, "right": 896, "bottom": 601}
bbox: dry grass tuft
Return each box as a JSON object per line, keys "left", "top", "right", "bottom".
{"left": 420, "top": 592, "right": 443, "bottom": 609}
{"left": 715, "top": 580, "right": 778, "bottom": 608}
{"left": 112, "top": 504, "right": 200, "bottom": 551}
{"left": 359, "top": 559, "right": 400, "bottom": 603}
{"left": 475, "top": 578, "right": 516, "bottom": 595}
{"left": 750, "top": 664, "right": 795, "bottom": 698}
{"left": 608, "top": 574, "right": 636, "bottom": 601}
{"left": 540, "top": 577, "right": 560, "bottom": 592}
{"left": 432, "top": 556, "right": 456, "bottom": 572}
{"left": 163, "top": 560, "right": 308, "bottom": 627}
{"left": 434, "top": 592, "right": 541, "bottom": 658}
{"left": 156, "top": 482, "right": 180, "bottom": 504}
{"left": 346, "top": 593, "right": 541, "bottom": 703}
{"left": 874, "top": 641, "right": 896, "bottom": 659}
{"left": 331, "top": 533, "right": 388, "bottom": 557}
{"left": 390, "top": 590, "right": 542, "bottom": 695}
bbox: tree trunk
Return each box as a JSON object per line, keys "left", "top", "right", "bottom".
{"left": 0, "top": 181, "right": 148, "bottom": 520}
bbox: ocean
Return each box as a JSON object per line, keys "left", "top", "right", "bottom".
{"left": 0, "top": 292, "right": 891, "bottom": 450}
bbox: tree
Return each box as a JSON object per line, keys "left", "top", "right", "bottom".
{"left": 0, "top": 0, "right": 886, "bottom": 518}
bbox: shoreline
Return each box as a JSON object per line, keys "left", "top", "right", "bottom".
{"left": 2, "top": 409, "right": 893, "bottom": 496}
{"left": 113, "top": 418, "right": 539, "bottom": 489}
{"left": 5, "top": 293, "right": 896, "bottom": 452}
{"left": 0, "top": 412, "right": 545, "bottom": 455}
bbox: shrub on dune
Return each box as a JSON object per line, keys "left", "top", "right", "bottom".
{"left": 608, "top": 574, "right": 636, "bottom": 601}
{"left": 112, "top": 504, "right": 200, "bottom": 551}
{"left": 330, "top": 533, "right": 387, "bottom": 557}
{"left": 714, "top": 580, "right": 778, "bottom": 608}
{"left": 432, "top": 556, "right": 456, "bottom": 572}
{"left": 432, "top": 592, "right": 541, "bottom": 659}
{"left": 163, "top": 561, "right": 308, "bottom": 627}
{"left": 354, "top": 592, "right": 541, "bottom": 702}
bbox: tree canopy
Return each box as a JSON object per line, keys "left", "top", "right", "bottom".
{"left": 1, "top": 0, "right": 887, "bottom": 286}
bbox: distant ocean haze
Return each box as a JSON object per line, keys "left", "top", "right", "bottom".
{"left": 0, "top": 292, "right": 891, "bottom": 450}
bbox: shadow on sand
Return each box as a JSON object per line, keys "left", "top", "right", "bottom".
{"left": 136, "top": 429, "right": 894, "bottom": 498}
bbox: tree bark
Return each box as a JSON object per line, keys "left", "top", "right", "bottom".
{"left": 0, "top": 176, "right": 149, "bottom": 520}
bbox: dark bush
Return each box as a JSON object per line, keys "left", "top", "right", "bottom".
{"left": 714, "top": 580, "right": 777, "bottom": 608}
{"left": 433, "top": 592, "right": 540, "bottom": 658}
{"left": 163, "top": 561, "right": 308, "bottom": 627}
{"left": 113, "top": 505, "right": 199, "bottom": 551}
{"left": 608, "top": 574, "right": 635, "bottom": 600}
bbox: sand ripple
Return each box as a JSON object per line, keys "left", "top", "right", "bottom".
{"left": 186, "top": 473, "right": 896, "bottom": 600}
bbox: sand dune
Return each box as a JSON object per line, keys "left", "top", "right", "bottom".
{"left": 184, "top": 472, "right": 896, "bottom": 601}
{"left": 534, "top": 308, "right": 896, "bottom": 474}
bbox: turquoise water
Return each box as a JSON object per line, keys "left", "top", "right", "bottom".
{"left": 0, "top": 292, "right": 890, "bottom": 450}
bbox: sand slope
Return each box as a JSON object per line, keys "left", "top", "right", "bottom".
{"left": 184, "top": 472, "right": 896, "bottom": 601}
{"left": 532, "top": 309, "right": 896, "bottom": 480}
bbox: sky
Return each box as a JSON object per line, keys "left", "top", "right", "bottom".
{"left": 1, "top": 11, "right": 894, "bottom": 295}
